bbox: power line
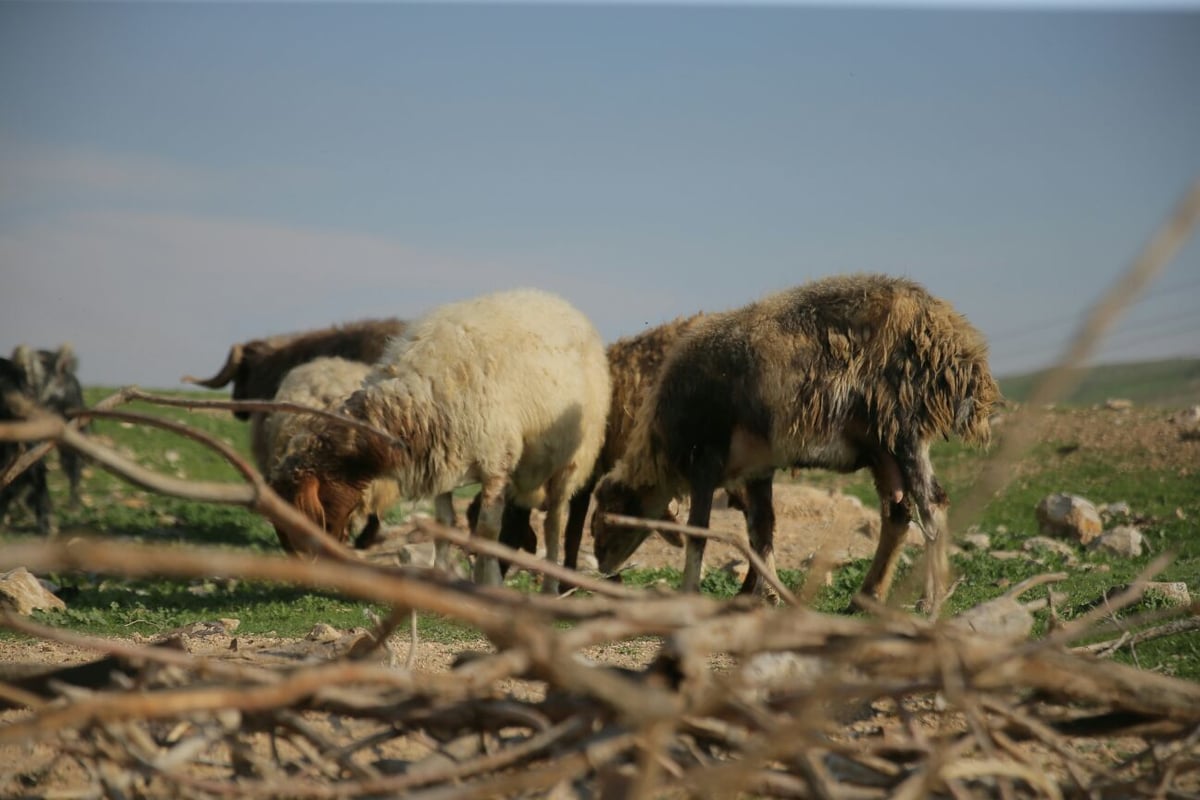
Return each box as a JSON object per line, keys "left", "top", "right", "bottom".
{"left": 986, "top": 275, "right": 1199, "bottom": 346}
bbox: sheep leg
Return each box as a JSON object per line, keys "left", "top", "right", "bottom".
{"left": 737, "top": 476, "right": 778, "bottom": 599}
{"left": 433, "top": 492, "right": 458, "bottom": 573}
{"left": 471, "top": 478, "right": 506, "bottom": 587}
{"left": 858, "top": 500, "right": 910, "bottom": 607}
{"left": 562, "top": 486, "right": 593, "bottom": 572}
{"left": 680, "top": 485, "right": 716, "bottom": 593}
{"left": 922, "top": 486, "right": 951, "bottom": 612}
{"left": 61, "top": 449, "right": 83, "bottom": 509}
{"left": 855, "top": 451, "right": 911, "bottom": 607}
{"left": 353, "top": 514, "right": 383, "bottom": 550}
{"left": 497, "top": 503, "right": 536, "bottom": 578}
{"left": 898, "top": 441, "right": 951, "bottom": 612}
{"left": 539, "top": 470, "right": 577, "bottom": 595}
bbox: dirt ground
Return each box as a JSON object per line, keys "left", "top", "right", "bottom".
{"left": 1, "top": 406, "right": 1196, "bottom": 794}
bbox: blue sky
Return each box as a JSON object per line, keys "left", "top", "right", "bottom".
{"left": 1, "top": 2, "right": 1198, "bottom": 388}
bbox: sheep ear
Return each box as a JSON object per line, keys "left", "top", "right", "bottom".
{"left": 294, "top": 475, "right": 327, "bottom": 531}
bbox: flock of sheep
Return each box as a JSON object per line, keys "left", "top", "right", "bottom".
{"left": 183, "top": 272, "right": 1000, "bottom": 605}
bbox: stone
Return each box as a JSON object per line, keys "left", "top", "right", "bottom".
{"left": 1022, "top": 536, "right": 1079, "bottom": 566}
{"left": 1104, "top": 398, "right": 1133, "bottom": 411}
{"left": 1099, "top": 501, "right": 1131, "bottom": 519}
{"left": 1142, "top": 582, "right": 1191, "bottom": 607}
{"left": 397, "top": 541, "right": 437, "bottom": 568}
{"left": 962, "top": 532, "right": 992, "bottom": 551}
{"left": 1089, "top": 525, "right": 1146, "bottom": 558}
{"left": 307, "top": 623, "right": 340, "bottom": 643}
{"left": 1171, "top": 405, "right": 1200, "bottom": 427}
{"left": 0, "top": 567, "right": 67, "bottom": 615}
{"left": 1036, "top": 493, "right": 1103, "bottom": 545}
{"left": 950, "top": 594, "right": 1040, "bottom": 641}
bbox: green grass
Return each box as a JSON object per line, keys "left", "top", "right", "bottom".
{"left": 999, "top": 357, "right": 1200, "bottom": 407}
{"left": 2, "top": 385, "right": 1197, "bottom": 681}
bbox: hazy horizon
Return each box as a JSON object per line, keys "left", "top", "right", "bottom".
{"left": 3, "top": 2, "right": 1198, "bottom": 388}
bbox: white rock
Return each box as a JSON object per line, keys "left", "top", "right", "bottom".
{"left": 1142, "top": 582, "right": 1191, "bottom": 607}
{"left": 1022, "top": 536, "right": 1079, "bottom": 565}
{"left": 950, "top": 595, "right": 1038, "bottom": 641}
{"left": 1089, "top": 525, "right": 1146, "bottom": 558}
{"left": 1036, "top": 493, "right": 1102, "bottom": 545}
{"left": 1170, "top": 405, "right": 1200, "bottom": 428}
{"left": 307, "top": 623, "right": 340, "bottom": 643}
{"left": 1104, "top": 398, "right": 1133, "bottom": 411}
{"left": 962, "top": 532, "right": 992, "bottom": 551}
{"left": 397, "top": 541, "right": 437, "bottom": 568}
{"left": 0, "top": 567, "right": 66, "bottom": 615}
{"left": 1100, "top": 501, "right": 1131, "bottom": 518}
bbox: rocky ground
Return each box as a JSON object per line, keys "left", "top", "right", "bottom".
{"left": 1, "top": 404, "right": 1196, "bottom": 794}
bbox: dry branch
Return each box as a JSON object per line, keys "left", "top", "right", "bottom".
{"left": 0, "top": 387, "right": 129, "bottom": 489}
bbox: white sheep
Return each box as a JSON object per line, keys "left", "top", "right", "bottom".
{"left": 270, "top": 289, "right": 611, "bottom": 591}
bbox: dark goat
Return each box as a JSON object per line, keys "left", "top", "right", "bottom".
{"left": 183, "top": 319, "right": 407, "bottom": 475}
{"left": 11, "top": 345, "right": 86, "bottom": 508}
{"left": 0, "top": 355, "right": 53, "bottom": 534}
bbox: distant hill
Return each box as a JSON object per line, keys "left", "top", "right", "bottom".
{"left": 999, "top": 357, "right": 1200, "bottom": 408}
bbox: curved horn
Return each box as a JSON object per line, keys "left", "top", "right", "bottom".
{"left": 182, "top": 343, "right": 244, "bottom": 388}
{"left": 54, "top": 343, "right": 78, "bottom": 375}
{"left": 11, "top": 344, "right": 43, "bottom": 388}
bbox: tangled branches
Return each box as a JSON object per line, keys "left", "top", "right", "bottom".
{"left": 1, "top": 390, "right": 1199, "bottom": 798}
{"left": 2, "top": 180, "right": 1198, "bottom": 798}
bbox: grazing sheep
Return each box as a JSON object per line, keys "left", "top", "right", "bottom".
{"left": 478, "top": 314, "right": 708, "bottom": 576}
{"left": 11, "top": 345, "right": 86, "bottom": 508}
{"left": 591, "top": 274, "right": 999, "bottom": 605}
{"left": 183, "top": 318, "right": 407, "bottom": 475}
{"left": 270, "top": 289, "right": 610, "bottom": 591}
{"left": 0, "top": 355, "right": 53, "bottom": 534}
{"left": 263, "top": 357, "right": 401, "bottom": 551}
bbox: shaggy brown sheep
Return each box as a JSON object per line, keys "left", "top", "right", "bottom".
{"left": 591, "top": 273, "right": 999, "bottom": 604}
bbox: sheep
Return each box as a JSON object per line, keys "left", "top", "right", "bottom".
{"left": 262, "top": 357, "right": 402, "bottom": 551}
{"left": 183, "top": 318, "right": 407, "bottom": 475}
{"left": 10, "top": 345, "right": 86, "bottom": 508}
{"left": 269, "top": 289, "right": 611, "bottom": 591}
{"left": 0, "top": 354, "right": 53, "bottom": 534}
{"left": 591, "top": 273, "right": 1000, "bottom": 605}
{"left": 478, "top": 314, "right": 711, "bottom": 576}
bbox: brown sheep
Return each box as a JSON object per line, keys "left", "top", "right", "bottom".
{"left": 183, "top": 318, "right": 406, "bottom": 474}
{"left": 591, "top": 274, "right": 1000, "bottom": 605}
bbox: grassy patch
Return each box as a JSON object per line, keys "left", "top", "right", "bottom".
{"left": 999, "top": 357, "right": 1200, "bottom": 408}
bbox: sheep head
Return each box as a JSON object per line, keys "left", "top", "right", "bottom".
{"left": 270, "top": 465, "right": 363, "bottom": 550}
{"left": 269, "top": 423, "right": 393, "bottom": 550}
{"left": 591, "top": 472, "right": 660, "bottom": 575}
